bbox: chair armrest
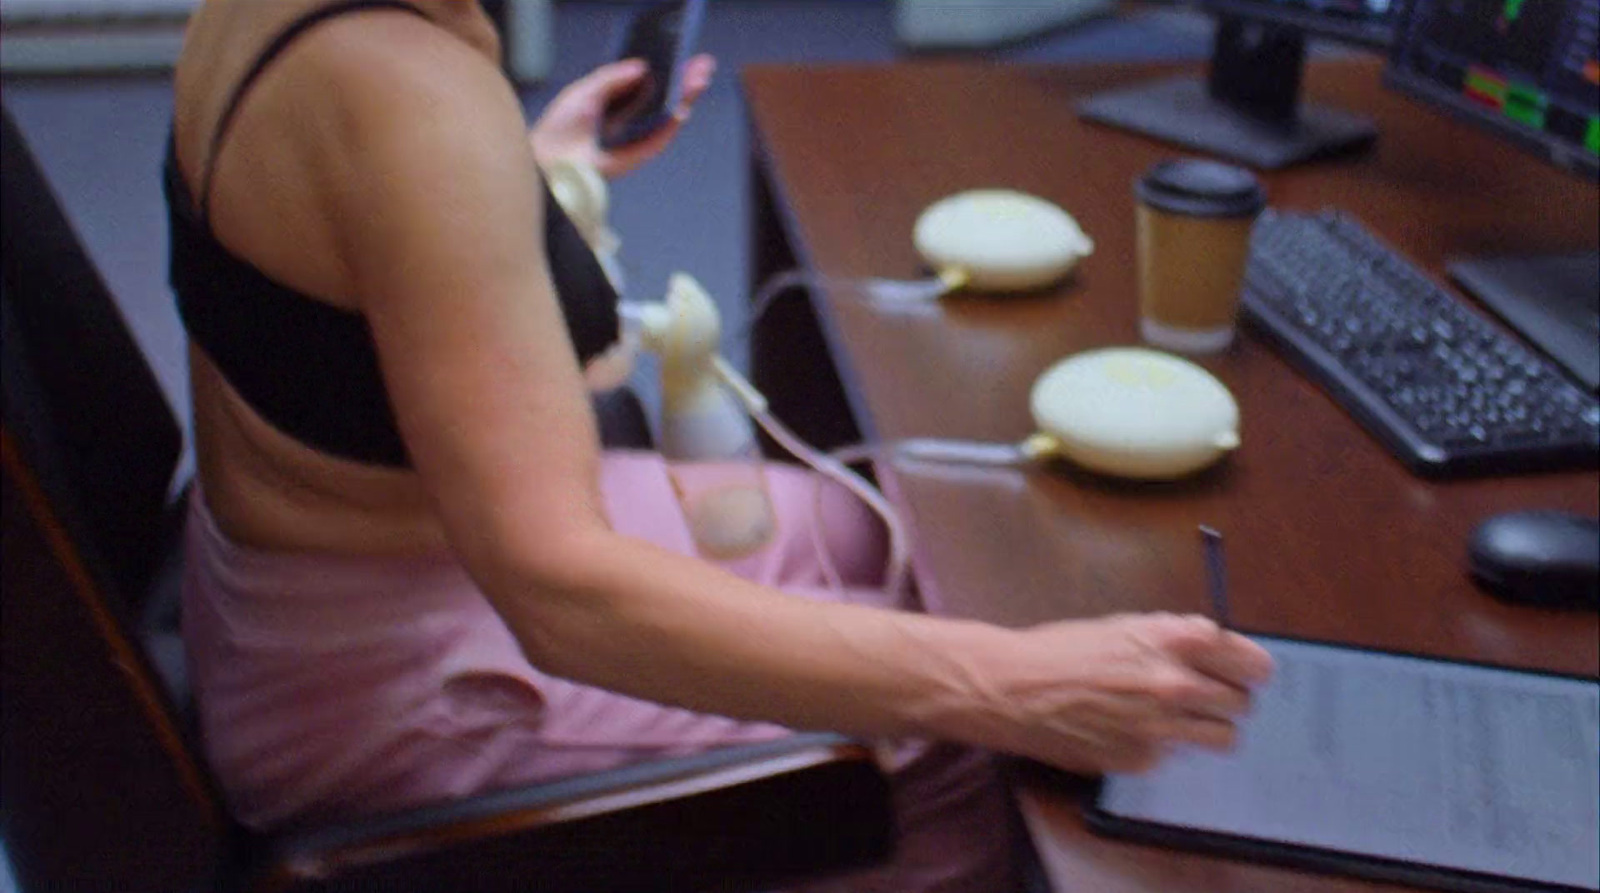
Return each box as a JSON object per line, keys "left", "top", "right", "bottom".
{"left": 248, "top": 732, "right": 893, "bottom": 893}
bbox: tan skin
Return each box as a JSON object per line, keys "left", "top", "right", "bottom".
{"left": 174, "top": 0, "right": 1275, "bottom": 778}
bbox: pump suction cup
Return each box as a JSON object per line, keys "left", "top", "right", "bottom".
{"left": 914, "top": 190, "right": 1094, "bottom": 293}
{"left": 892, "top": 348, "right": 1240, "bottom": 482}
{"left": 1028, "top": 348, "right": 1240, "bottom": 480}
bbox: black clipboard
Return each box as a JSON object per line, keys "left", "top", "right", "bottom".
{"left": 1084, "top": 633, "right": 1599, "bottom": 893}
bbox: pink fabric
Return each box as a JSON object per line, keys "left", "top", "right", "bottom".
{"left": 182, "top": 450, "right": 1021, "bottom": 891}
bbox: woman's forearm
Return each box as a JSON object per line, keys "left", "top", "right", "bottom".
{"left": 492, "top": 526, "right": 1022, "bottom": 748}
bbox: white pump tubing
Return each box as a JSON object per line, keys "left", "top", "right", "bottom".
{"left": 744, "top": 267, "right": 969, "bottom": 339}
{"left": 713, "top": 361, "right": 912, "bottom": 600}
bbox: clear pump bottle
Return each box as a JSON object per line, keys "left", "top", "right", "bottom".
{"left": 622, "top": 275, "right": 776, "bottom": 560}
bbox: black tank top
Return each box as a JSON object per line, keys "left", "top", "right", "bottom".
{"left": 165, "top": 0, "right": 619, "bottom": 467}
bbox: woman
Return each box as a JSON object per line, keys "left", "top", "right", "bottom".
{"left": 168, "top": 1, "right": 1274, "bottom": 889}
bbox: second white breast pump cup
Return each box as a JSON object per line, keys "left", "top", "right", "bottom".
{"left": 896, "top": 347, "right": 1241, "bottom": 481}
{"left": 622, "top": 275, "right": 778, "bottom": 561}
{"left": 749, "top": 188, "right": 1094, "bottom": 328}
{"left": 543, "top": 157, "right": 625, "bottom": 292}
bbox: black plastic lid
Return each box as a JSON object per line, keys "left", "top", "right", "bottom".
{"left": 1134, "top": 159, "right": 1266, "bottom": 218}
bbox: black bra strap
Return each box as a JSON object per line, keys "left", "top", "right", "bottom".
{"left": 198, "top": 0, "right": 427, "bottom": 223}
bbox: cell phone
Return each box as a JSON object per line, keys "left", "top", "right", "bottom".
{"left": 599, "top": 0, "right": 707, "bottom": 149}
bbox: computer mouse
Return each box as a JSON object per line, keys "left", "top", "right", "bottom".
{"left": 1467, "top": 510, "right": 1600, "bottom": 610}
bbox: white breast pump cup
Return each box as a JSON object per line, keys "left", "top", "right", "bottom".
{"left": 543, "top": 157, "right": 625, "bottom": 292}
{"left": 1029, "top": 347, "right": 1241, "bottom": 479}
{"left": 895, "top": 348, "right": 1241, "bottom": 481}
{"left": 913, "top": 189, "right": 1094, "bottom": 292}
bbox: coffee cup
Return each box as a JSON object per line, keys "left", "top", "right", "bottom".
{"left": 1134, "top": 159, "right": 1266, "bottom": 354}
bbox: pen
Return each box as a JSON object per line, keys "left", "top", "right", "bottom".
{"left": 1198, "top": 525, "right": 1231, "bottom": 629}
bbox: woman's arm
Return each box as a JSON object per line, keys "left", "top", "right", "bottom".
{"left": 317, "top": 20, "right": 1271, "bottom": 775}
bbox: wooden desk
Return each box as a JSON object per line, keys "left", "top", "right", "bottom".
{"left": 743, "top": 58, "right": 1600, "bottom": 892}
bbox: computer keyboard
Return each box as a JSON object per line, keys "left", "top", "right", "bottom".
{"left": 1241, "top": 209, "right": 1600, "bottom": 477}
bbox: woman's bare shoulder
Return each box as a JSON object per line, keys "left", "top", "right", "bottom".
{"left": 177, "top": 2, "right": 516, "bottom": 158}
{"left": 171, "top": 1, "right": 518, "bottom": 211}
{"left": 288, "top": 12, "right": 529, "bottom": 194}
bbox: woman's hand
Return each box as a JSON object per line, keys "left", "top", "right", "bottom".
{"left": 529, "top": 55, "right": 716, "bottom": 179}
{"left": 977, "top": 614, "right": 1275, "bottom": 775}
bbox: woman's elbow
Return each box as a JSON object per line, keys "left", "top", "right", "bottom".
{"left": 459, "top": 517, "right": 624, "bottom": 672}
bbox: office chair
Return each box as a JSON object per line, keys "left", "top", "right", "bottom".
{"left": 0, "top": 101, "right": 893, "bottom": 893}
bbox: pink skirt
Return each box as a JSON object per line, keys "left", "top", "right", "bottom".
{"left": 182, "top": 451, "right": 1021, "bottom": 891}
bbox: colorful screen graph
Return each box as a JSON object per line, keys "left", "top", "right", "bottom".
{"left": 1395, "top": 0, "right": 1600, "bottom": 162}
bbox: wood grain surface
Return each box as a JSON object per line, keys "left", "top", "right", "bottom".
{"left": 744, "top": 57, "right": 1599, "bottom": 893}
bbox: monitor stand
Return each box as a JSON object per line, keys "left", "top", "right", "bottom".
{"left": 1449, "top": 252, "right": 1600, "bottom": 393}
{"left": 1076, "top": 17, "right": 1376, "bottom": 170}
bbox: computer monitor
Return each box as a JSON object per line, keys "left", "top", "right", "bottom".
{"left": 1207, "top": 0, "right": 1394, "bottom": 48}
{"left": 1077, "top": 0, "right": 1398, "bottom": 169}
{"left": 1386, "top": 0, "right": 1599, "bottom": 179}
{"left": 1386, "top": 0, "right": 1600, "bottom": 392}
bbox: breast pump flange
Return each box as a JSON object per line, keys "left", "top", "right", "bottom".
{"left": 621, "top": 274, "right": 913, "bottom": 594}
{"left": 543, "top": 157, "right": 625, "bottom": 292}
